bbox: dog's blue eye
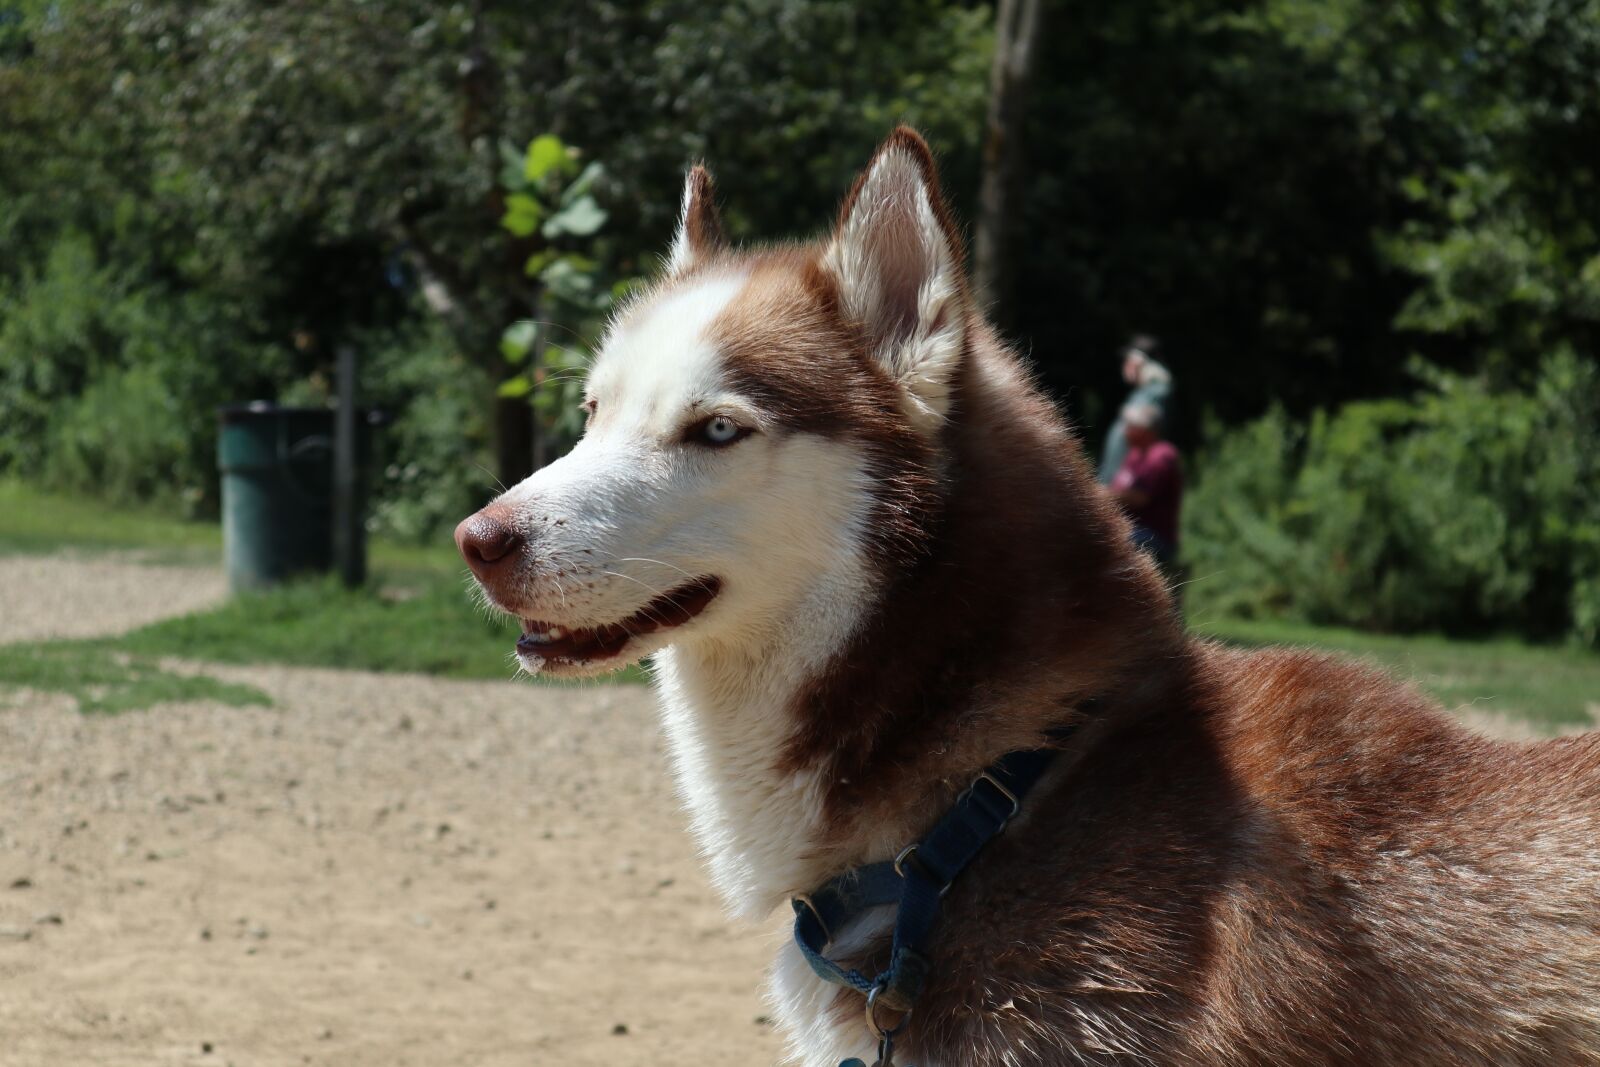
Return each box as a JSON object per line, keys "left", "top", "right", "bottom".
{"left": 702, "top": 416, "right": 741, "bottom": 445}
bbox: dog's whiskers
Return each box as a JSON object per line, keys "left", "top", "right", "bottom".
{"left": 600, "top": 569, "right": 687, "bottom": 628}
{"left": 612, "top": 557, "right": 698, "bottom": 582}
{"left": 472, "top": 463, "right": 509, "bottom": 496}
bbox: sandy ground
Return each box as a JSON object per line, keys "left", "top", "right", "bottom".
{"left": 0, "top": 553, "right": 228, "bottom": 644}
{"left": 1, "top": 554, "right": 1589, "bottom": 1067}
{"left": 0, "top": 557, "right": 784, "bottom": 1067}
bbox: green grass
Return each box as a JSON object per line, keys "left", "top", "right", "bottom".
{"left": 109, "top": 568, "right": 535, "bottom": 679}
{"left": 3, "top": 483, "right": 1589, "bottom": 710}
{"left": 0, "top": 480, "right": 221, "bottom": 560}
{"left": 1194, "top": 615, "right": 1600, "bottom": 732}
{"left": 0, "top": 481, "right": 634, "bottom": 684}
{"left": 105, "top": 567, "right": 645, "bottom": 683}
{"left": 0, "top": 642, "right": 271, "bottom": 714}
{"left": 0, "top": 561, "right": 639, "bottom": 710}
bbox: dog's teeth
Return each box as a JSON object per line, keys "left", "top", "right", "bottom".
{"left": 547, "top": 626, "right": 566, "bottom": 639}
{"left": 526, "top": 631, "right": 552, "bottom": 644}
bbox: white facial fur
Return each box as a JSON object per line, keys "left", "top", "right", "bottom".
{"left": 492, "top": 266, "right": 882, "bottom": 932}
{"left": 486, "top": 149, "right": 967, "bottom": 1065}
{"left": 490, "top": 271, "right": 880, "bottom": 682}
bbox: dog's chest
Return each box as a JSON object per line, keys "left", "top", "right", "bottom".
{"left": 651, "top": 648, "right": 917, "bottom": 1063}
{"left": 650, "top": 648, "right": 830, "bottom": 918}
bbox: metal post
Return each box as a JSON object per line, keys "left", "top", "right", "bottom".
{"left": 333, "top": 343, "right": 363, "bottom": 588}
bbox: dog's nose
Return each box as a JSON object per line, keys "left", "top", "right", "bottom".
{"left": 455, "top": 508, "right": 524, "bottom": 579}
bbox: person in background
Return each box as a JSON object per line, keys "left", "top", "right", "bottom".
{"left": 1097, "top": 334, "right": 1172, "bottom": 484}
{"left": 1109, "top": 401, "right": 1183, "bottom": 567}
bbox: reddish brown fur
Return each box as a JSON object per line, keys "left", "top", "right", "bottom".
{"left": 706, "top": 248, "right": 944, "bottom": 571}
{"left": 670, "top": 129, "right": 1600, "bottom": 1063}
{"left": 836, "top": 127, "right": 969, "bottom": 286}
{"left": 677, "top": 164, "right": 727, "bottom": 264}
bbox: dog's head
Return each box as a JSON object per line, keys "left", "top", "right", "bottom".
{"left": 457, "top": 128, "right": 970, "bottom": 677}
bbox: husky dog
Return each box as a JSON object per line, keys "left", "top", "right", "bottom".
{"left": 457, "top": 129, "right": 1600, "bottom": 1066}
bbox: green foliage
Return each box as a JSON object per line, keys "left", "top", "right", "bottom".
{"left": 43, "top": 363, "right": 193, "bottom": 507}
{"left": 497, "top": 134, "right": 635, "bottom": 457}
{"left": 1, "top": 0, "right": 1597, "bottom": 649}
{"left": 1187, "top": 354, "right": 1600, "bottom": 645}
{"left": 1021, "top": 0, "right": 1600, "bottom": 439}
{"left": 360, "top": 322, "right": 496, "bottom": 543}
{"left": 0, "top": 234, "right": 121, "bottom": 473}
{"left": 0, "top": 232, "right": 273, "bottom": 508}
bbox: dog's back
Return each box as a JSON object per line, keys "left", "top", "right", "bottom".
{"left": 903, "top": 645, "right": 1600, "bottom": 1066}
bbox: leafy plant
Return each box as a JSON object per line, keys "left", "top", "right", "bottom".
{"left": 1186, "top": 354, "right": 1600, "bottom": 647}
{"left": 497, "top": 134, "right": 636, "bottom": 458}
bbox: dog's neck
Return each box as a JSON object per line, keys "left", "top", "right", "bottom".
{"left": 652, "top": 579, "right": 871, "bottom": 919}
{"left": 653, "top": 338, "right": 1183, "bottom": 919}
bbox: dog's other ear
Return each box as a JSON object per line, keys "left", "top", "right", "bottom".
{"left": 667, "top": 165, "right": 727, "bottom": 276}
{"left": 823, "top": 127, "right": 967, "bottom": 432}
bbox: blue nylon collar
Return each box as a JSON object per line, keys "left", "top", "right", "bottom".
{"left": 790, "top": 734, "right": 1069, "bottom": 1020}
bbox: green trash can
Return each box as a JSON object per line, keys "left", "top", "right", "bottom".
{"left": 217, "top": 403, "right": 366, "bottom": 591}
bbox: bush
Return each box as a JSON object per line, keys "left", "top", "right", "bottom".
{"left": 0, "top": 231, "right": 492, "bottom": 538}
{"left": 43, "top": 363, "right": 194, "bottom": 508}
{"left": 361, "top": 323, "right": 496, "bottom": 544}
{"left": 1185, "top": 354, "right": 1600, "bottom": 646}
{"left": 0, "top": 232, "right": 286, "bottom": 510}
{"left": 0, "top": 234, "right": 121, "bottom": 476}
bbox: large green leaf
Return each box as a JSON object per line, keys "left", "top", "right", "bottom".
{"left": 540, "top": 257, "right": 596, "bottom": 302}
{"left": 499, "top": 140, "right": 528, "bottom": 192}
{"left": 500, "top": 319, "right": 538, "bottom": 363}
{"left": 496, "top": 375, "right": 532, "bottom": 399}
{"left": 559, "top": 161, "right": 605, "bottom": 206}
{"left": 542, "top": 196, "right": 607, "bottom": 238}
{"left": 524, "top": 134, "right": 569, "bottom": 183}
{"left": 522, "top": 248, "right": 559, "bottom": 278}
{"left": 501, "top": 193, "right": 545, "bottom": 238}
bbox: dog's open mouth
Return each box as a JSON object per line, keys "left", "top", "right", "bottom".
{"left": 516, "top": 576, "right": 722, "bottom": 666}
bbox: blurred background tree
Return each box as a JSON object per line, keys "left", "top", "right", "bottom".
{"left": 0, "top": 0, "right": 1595, "bottom": 644}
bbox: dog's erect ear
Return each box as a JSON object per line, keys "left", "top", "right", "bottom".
{"left": 667, "top": 165, "right": 727, "bottom": 276}
{"left": 823, "top": 127, "right": 967, "bottom": 432}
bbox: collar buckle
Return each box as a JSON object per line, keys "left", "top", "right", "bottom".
{"left": 967, "top": 771, "right": 1021, "bottom": 827}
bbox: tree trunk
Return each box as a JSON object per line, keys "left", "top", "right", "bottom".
{"left": 974, "top": 0, "right": 1044, "bottom": 331}
{"left": 493, "top": 393, "right": 535, "bottom": 489}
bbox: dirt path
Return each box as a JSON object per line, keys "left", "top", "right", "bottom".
{"left": 0, "top": 666, "right": 784, "bottom": 1067}
{"left": 0, "top": 555, "right": 783, "bottom": 1066}
{"left": 0, "top": 552, "right": 227, "bottom": 644}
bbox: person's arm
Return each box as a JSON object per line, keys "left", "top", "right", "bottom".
{"left": 1114, "top": 483, "right": 1151, "bottom": 509}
